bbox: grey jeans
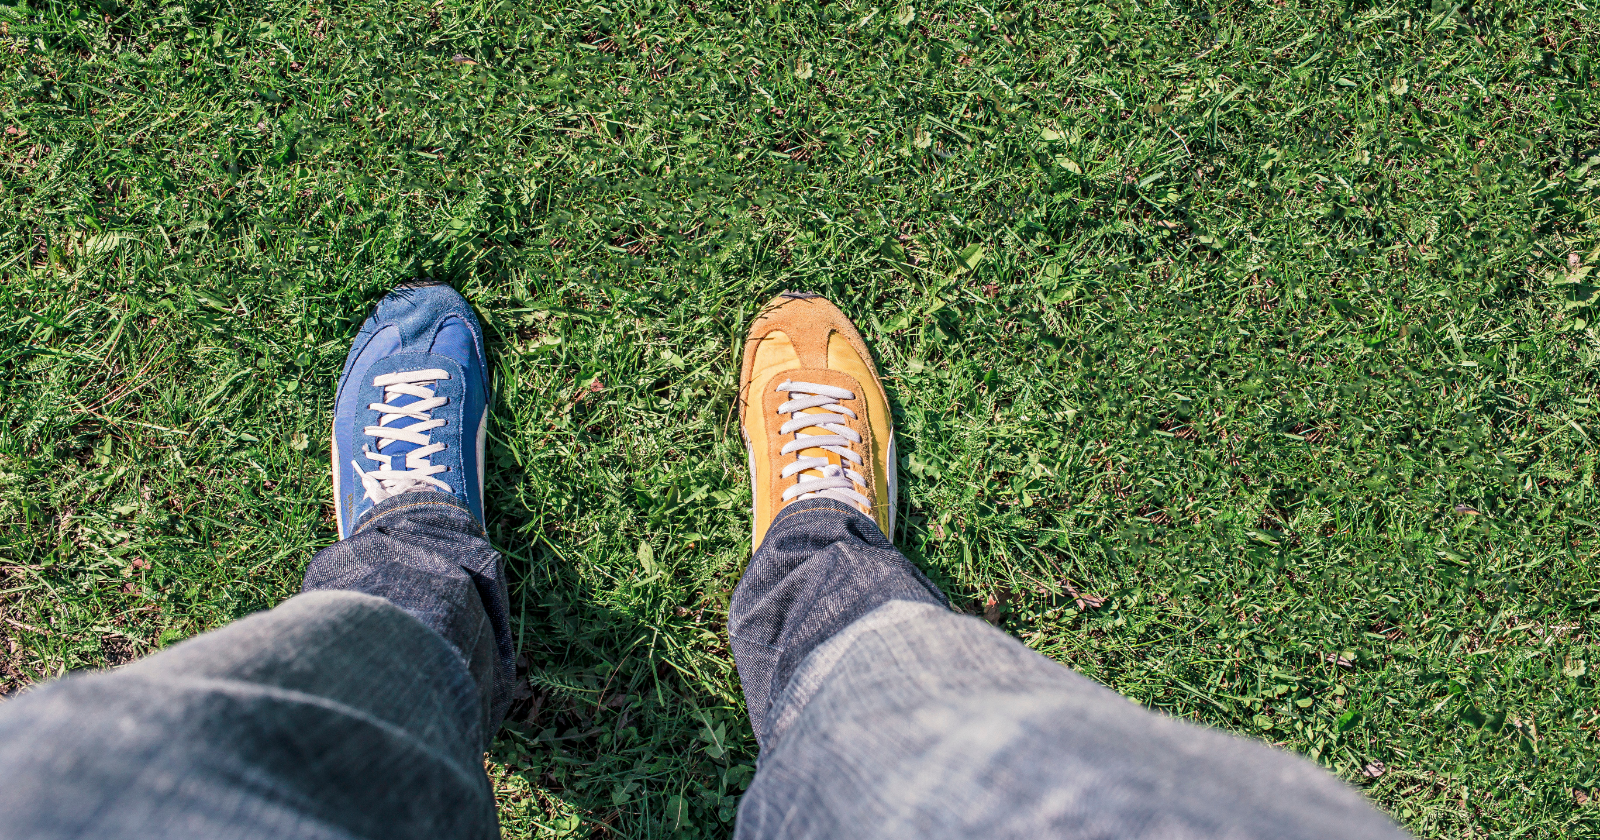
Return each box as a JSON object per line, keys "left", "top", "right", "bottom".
{"left": 730, "top": 500, "right": 1410, "bottom": 839}
{"left": 0, "top": 495, "right": 1409, "bottom": 839}
{"left": 0, "top": 491, "right": 510, "bottom": 840}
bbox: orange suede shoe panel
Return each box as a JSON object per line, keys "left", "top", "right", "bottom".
{"left": 738, "top": 292, "right": 896, "bottom": 551}
{"left": 742, "top": 329, "right": 799, "bottom": 546}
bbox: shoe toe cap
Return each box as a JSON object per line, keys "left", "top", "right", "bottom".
{"left": 361, "top": 283, "right": 486, "bottom": 367}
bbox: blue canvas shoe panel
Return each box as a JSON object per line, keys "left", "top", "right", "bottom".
{"left": 331, "top": 284, "right": 490, "bottom": 538}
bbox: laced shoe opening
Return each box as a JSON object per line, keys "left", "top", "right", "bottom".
{"left": 354, "top": 368, "right": 453, "bottom": 503}
{"left": 774, "top": 379, "right": 871, "bottom": 512}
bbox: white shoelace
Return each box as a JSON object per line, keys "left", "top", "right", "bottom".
{"left": 353, "top": 369, "right": 453, "bottom": 503}
{"left": 775, "top": 380, "right": 872, "bottom": 510}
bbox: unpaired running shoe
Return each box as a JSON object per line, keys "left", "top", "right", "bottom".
{"left": 737, "top": 291, "right": 896, "bottom": 551}
{"left": 330, "top": 282, "right": 490, "bottom": 538}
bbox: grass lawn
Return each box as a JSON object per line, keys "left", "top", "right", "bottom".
{"left": 2, "top": 0, "right": 1598, "bottom": 835}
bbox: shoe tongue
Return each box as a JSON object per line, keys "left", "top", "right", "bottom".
{"left": 375, "top": 391, "right": 428, "bottom": 461}
{"left": 366, "top": 319, "right": 469, "bottom": 465}
{"left": 795, "top": 407, "right": 844, "bottom": 474}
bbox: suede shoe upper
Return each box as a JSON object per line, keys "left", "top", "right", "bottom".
{"left": 738, "top": 292, "right": 896, "bottom": 551}
{"left": 332, "top": 283, "right": 490, "bottom": 539}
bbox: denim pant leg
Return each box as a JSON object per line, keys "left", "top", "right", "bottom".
{"left": 729, "top": 502, "right": 1409, "bottom": 840}
{"left": 728, "top": 499, "right": 947, "bottom": 746}
{"left": 300, "top": 490, "right": 516, "bottom": 742}
{"left": 0, "top": 491, "right": 514, "bottom": 840}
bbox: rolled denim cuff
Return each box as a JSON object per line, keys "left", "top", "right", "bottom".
{"left": 353, "top": 490, "right": 482, "bottom": 537}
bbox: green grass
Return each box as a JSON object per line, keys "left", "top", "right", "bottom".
{"left": 1, "top": 0, "right": 1598, "bottom": 835}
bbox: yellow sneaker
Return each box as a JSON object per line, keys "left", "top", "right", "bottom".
{"left": 738, "top": 292, "right": 896, "bottom": 551}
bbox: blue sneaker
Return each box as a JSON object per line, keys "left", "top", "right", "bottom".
{"left": 331, "top": 282, "right": 491, "bottom": 539}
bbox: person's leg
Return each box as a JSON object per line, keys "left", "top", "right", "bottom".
{"left": 731, "top": 292, "right": 1408, "bottom": 839}
{"left": 730, "top": 503, "right": 1409, "bottom": 839}
{"left": 301, "top": 489, "right": 514, "bottom": 745}
{"left": 728, "top": 498, "right": 945, "bottom": 744}
{"left": 0, "top": 283, "right": 513, "bottom": 839}
{"left": 0, "top": 587, "right": 493, "bottom": 840}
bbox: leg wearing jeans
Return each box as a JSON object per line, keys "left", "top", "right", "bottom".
{"left": 0, "top": 492, "right": 511, "bottom": 840}
{"left": 730, "top": 499, "right": 1410, "bottom": 839}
